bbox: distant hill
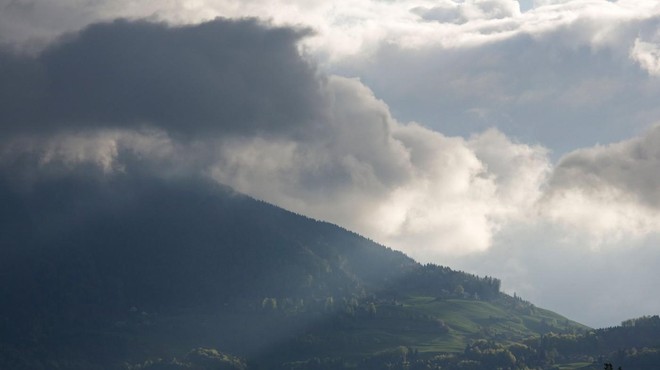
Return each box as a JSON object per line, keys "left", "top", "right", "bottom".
{"left": 0, "top": 172, "right": 587, "bottom": 369}
{"left": 519, "top": 315, "right": 660, "bottom": 370}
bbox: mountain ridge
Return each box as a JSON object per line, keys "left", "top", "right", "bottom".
{"left": 0, "top": 172, "right": 588, "bottom": 369}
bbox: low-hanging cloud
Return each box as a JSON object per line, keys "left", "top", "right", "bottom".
{"left": 0, "top": 18, "right": 321, "bottom": 138}
{"left": 0, "top": 17, "right": 553, "bottom": 258}
{"left": 4, "top": 14, "right": 660, "bottom": 259}
{"left": 210, "top": 75, "right": 551, "bottom": 258}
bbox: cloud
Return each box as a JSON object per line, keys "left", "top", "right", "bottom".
{"left": 3, "top": 7, "right": 660, "bottom": 258}
{"left": 540, "top": 125, "right": 660, "bottom": 245}
{"left": 330, "top": 1, "right": 660, "bottom": 157}
{"left": 209, "top": 75, "right": 552, "bottom": 258}
{"left": 631, "top": 37, "right": 660, "bottom": 77}
{"left": 468, "top": 128, "right": 550, "bottom": 215}
{"left": 0, "top": 18, "right": 322, "bottom": 138}
{"left": 0, "top": 128, "right": 189, "bottom": 181}
{"left": 412, "top": 0, "right": 521, "bottom": 25}
{"left": 0, "top": 18, "right": 554, "bottom": 258}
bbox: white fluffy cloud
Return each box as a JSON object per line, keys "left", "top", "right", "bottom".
{"left": 631, "top": 37, "right": 660, "bottom": 77}
{"left": 209, "top": 76, "right": 551, "bottom": 258}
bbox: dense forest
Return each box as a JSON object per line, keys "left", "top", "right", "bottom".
{"left": 0, "top": 173, "right": 656, "bottom": 369}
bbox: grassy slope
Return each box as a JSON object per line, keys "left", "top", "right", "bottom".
{"left": 278, "top": 296, "right": 590, "bottom": 364}
{"left": 45, "top": 293, "right": 591, "bottom": 367}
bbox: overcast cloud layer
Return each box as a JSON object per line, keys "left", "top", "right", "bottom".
{"left": 2, "top": 0, "right": 660, "bottom": 327}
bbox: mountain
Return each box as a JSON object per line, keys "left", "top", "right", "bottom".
{"left": 0, "top": 172, "right": 587, "bottom": 369}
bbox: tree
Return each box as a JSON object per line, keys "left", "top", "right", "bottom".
{"left": 262, "top": 297, "right": 277, "bottom": 312}
{"left": 184, "top": 348, "right": 248, "bottom": 370}
{"left": 324, "top": 296, "right": 334, "bottom": 312}
{"left": 367, "top": 303, "right": 377, "bottom": 318}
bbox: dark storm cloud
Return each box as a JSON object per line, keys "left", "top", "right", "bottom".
{"left": 0, "top": 18, "right": 322, "bottom": 138}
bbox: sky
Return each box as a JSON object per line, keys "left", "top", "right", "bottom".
{"left": 2, "top": 0, "right": 660, "bottom": 328}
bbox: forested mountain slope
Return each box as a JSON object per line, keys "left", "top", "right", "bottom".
{"left": 0, "top": 173, "right": 585, "bottom": 369}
